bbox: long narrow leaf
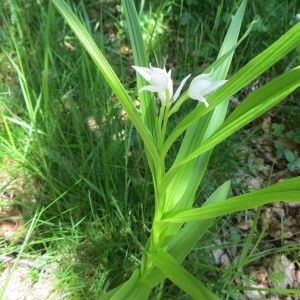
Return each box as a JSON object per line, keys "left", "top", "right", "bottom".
{"left": 143, "top": 181, "right": 231, "bottom": 288}
{"left": 163, "top": 177, "right": 300, "bottom": 223}
{"left": 99, "top": 269, "right": 150, "bottom": 300}
{"left": 111, "top": 277, "right": 150, "bottom": 300}
{"left": 150, "top": 251, "right": 220, "bottom": 299}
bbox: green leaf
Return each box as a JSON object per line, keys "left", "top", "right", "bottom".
{"left": 284, "top": 150, "right": 295, "bottom": 163}
{"left": 272, "top": 123, "right": 285, "bottom": 137}
{"left": 143, "top": 181, "right": 231, "bottom": 288}
{"left": 162, "top": 177, "right": 300, "bottom": 223}
{"left": 167, "top": 181, "right": 231, "bottom": 258}
{"left": 162, "top": 22, "right": 300, "bottom": 160}
{"left": 150, "top": 251, "right": 220, "bottom": 300}
{"left": 286, "top": 130, "right": 300, "bottom": 143}
{"left": 212, "top": 0, "right": 248, "bottom": 79}
{"left": 161, "top": 0, "right": 247, "bottom": 213}
{"left": 162, "top": 67, "right": 300, "bottom": 188}
{"left": 99, "top": 269, "right": 150, "bottom": 300}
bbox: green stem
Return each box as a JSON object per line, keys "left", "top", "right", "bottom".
{"left": 160, "top": 103, "right": 170, "bottom": 149}
{"left": 158, "top": 105, "right": 165, "bottom": 139}
{"left": 141, "top": 90, "right": 173, "bottom": 280}
{"left": 169, "top": 93, "right": 190, "bottom": 116}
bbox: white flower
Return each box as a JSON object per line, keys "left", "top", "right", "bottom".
{"left": 133, "top": 64, "right": 190, "bottom": 106}
{"left": 188, "top": 71, "right": 227, "bottom": 107}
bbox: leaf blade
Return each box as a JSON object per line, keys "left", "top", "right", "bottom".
{"left": 163, "top": 177, "right": 300, "bottom": 223}
{"left": 150, "top": 251, "right": 220, "bottom": 300}
{"left": 162, "top": 67, "right": 300, "bottom": 188}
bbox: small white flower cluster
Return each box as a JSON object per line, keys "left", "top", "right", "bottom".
{"left": 133, "top": 64, "right": 227, "bottom": 108}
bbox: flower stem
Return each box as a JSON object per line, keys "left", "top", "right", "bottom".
{"left": 160, "top": 103, "right": 170, "bottom": 149}
{"left": 169, "top": 93, "right": 189, "bottom": 116}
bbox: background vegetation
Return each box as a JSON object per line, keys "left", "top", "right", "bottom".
{"left": 0, "top": 0, "right": 299, "bottom": 298}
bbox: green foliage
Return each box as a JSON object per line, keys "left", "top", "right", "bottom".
{"left": 50, "top": 0, "right": 300, "bottom": 297}
{"left": 1, "top": 0, "right": 300, "bottom": 298}
{"left": 272, "top": 123, "right": 300, "bottom": 172}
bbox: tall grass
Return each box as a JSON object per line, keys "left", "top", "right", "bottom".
{"left": 0, "top": 0, "right": 299, "bottom": 298}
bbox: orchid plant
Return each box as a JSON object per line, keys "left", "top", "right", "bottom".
{"left": 52, "top": 0, "right": 300, "bottom": 298}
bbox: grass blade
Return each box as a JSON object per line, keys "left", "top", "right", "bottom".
{"left": 51, "top": 0, "right": 160, "bottom": 167}
{"left": 121, "top": 0, "right": 159, "bottom": 171}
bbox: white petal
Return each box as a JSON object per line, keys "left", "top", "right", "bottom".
{"left": 133, "top": 64, "right": 176, "bottom": 105}
{"left": 139, "top": 85, "right": 164, "bottom": 93}
{"left": 157, "top": 79, "right": 173, "bottom": 105}
{"left": 157, "top": 90, "right": 167, "bottom": 106}
{"left": 189, "top": 78, "right": 212, "bottom": 96}
{"left": 149, "top": 64, "right": 169, "bottom": 78}
{"left": 189, "top": 71, "right": 213, "bottom": 85}
{"left": 195, "top": 94, "right": 209, "bottom": 107}
{"left": 201, "top": 80, "right": 227, "bottom": 96}
{"left": 132, "top": 66, "right": 152, "bottom": 81}
{"left": 188, "top": 79, "right": 211, "bottom": 99}
{"left": 172, "top": 74, "right": 191, "bottom": 102}
{"left": 149, "top": 71, "right": 169, "bottom": 89}
{"left": 149, "top": 63, "right": 165, "bottom": 72}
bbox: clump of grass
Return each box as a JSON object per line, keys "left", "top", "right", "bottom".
{"left": 1, "top": 0, "right": 299, "bottom": 298}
